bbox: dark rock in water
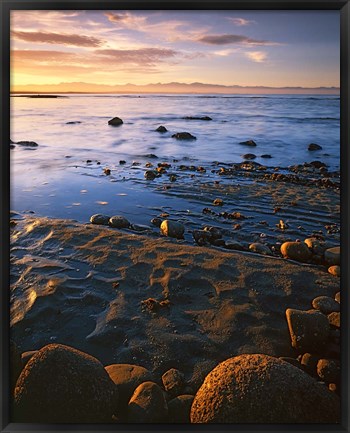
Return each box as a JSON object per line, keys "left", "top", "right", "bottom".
{"left": 317, "top": 359, "right": 340, "bottom": 384}
{"left": 160, "top": 220, "right": 185, "bottom": 239}
{"left": 239, "top": 139, "right": 257, "bottom": 146}
{"left": 286, "top": 308, "right": 329, "bottom": 353}
{"left": 105, "top": 364, "right": 154, "bottom": 410}
{"left": 162, "top": 368, "right": 185, "bottom": 397}
{"left": 90, "top": 214, "right": 110, "bottom": 225}
{"left": 27, "top": 94, "right": 64, "bottom": 98}
{"left": 172, "top": 132, "right": 197, "bottom": 140}
{"left": 312, "top": 296, "right": 340, "bottom": 314}
{"left": 128, "top": 381, "right": 168, "bottom": 423}
{"left": 261, "top": 154, "right": 272, "bottom": 158}
{"left": 16, "top": 141, "right": 38, "bottom": 147}
{"left": 183, "top": 116, "right": 212, "bottom": 121}
{"left": 144, "top": 170, "right": 158, "bottom": 180}
{"left": 151, "top": 217, "right": 162, "bottom": 227}
{"left": 308, "top": 143, "right": 322, "bottom": 151}
{"left": 190, "top": 354, "right": 340, "bottom": 423}
{"left": 13, "top": 344, "right": 118, "bottom": 423}
{"left": 193, "top": 230, "right": 213, "bottom": 246}
{"left": 309, "top": 160, "right": 327, "bottom": 168}
{"left": 203, "top": 226, "right": 222, "bottom": 240}
{"left": 242, "top": 153, "right": 256, "bottom": 160}
{"left": 109, "top": 215, "right": 130, "bottom": 229}
{"left": 119, "top": 160, "right": 126, "bottom": 165}
{"left": 10, "top": 144, "right": 16, "bottom": 149}
{"left": 104, "top": 168, "right": 111, "bottom": 175}
{"left": 108, "top": 117, "right": 123, "bottom": 126}
{"left": 66, "top": 121, "right": 82, "bottom": 124}
{"left": 156, "top": 125, "right": 168, "bottom": 133}
{"left": 168, "top": 395, "right": 194, "bottom": 423}
{"left": 143, "top": 153, "right": 158, "bottom": 159}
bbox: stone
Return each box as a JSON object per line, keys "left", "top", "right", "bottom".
{"left": 249, "top": 242, "right": 271, "bottom": 255}
{"left": 190, "top": 354, "right": 340, "bottom": 423}
{"left": 105, "top": 364, "right": 154, "bottom": 409}
{"left": 151, "top": 217, "right": 162, "bottom": 227}
{"left": 317, "top": 359, "right": 340, "bottom": 384}
{"left": 260, "top": 154, "right": 272, "bottom": 158}
{"left": 171, "top": 132, "right": 196, "bottom": 140}
{"left": 304, "top": 237, "right": 327, "bottom": 255}
{"left": 312, "top": 296, "right": 340, "bottom": 314}
{"left": 213, "top": 198, "right": 224, "bottom": 206}
{"left": 242, "top": 153, "right": 256, "bottom": 160}
{"left": 109, "top": 215, "right": 130, "bottom": 229}
{"left": 193, "top": 230, "right": 212, "bottom": 246}
{"left": 335, "top": 292, "right": 340, "bottom": 303}
{"left": 156, "top": 125, "right": 167, "bottom": 132}
{"left": 324, "top": 247, "right": 340, "bottom": 265}
{"left": 285, "top": 308, "right": 330, "bottom": 353}
{"left": 239, "top": 140, "right": 257, "bottom": 146}
{"left": 90, "top": 214, "right": 110, "bottom": 225}
{"left": 328, "top": 265, "right": 340, "bottom": 277}
{"left": 278, "top": 357, "right": 304, "bottom": 370}
{"left": 144, "top": 170, "right": 158, "bottom": 180}
{"left": 203, "top": 226, "right": 222, "bottom": 240}
{"left": 128, "top": 381, "right": 168, "bottom": 423}
{"left": 13, "top": 344, "right": 118, "bottom": 423}
{"left": 300, "top": 353, "right": 319, "bottom": 377}
{"left": 21, "top": 350, "right": 39, "bottom": 367}
{"left": 168, "top": 395, "right": 194, "bottom": 423}
{"left": 308, "top": 143, "right": 323, "bottom": 151}
{"left": 108, "top": 117, "right": 123, "bottom": 126}
{"left": 280, "top": 241, "right": 311, "bottom": 262}
{"left": 16, "top": 141, "right": 39, "bottom": 147}
{"left": 162, "top": 368, "right": 185, "bottom": 397}
{"left": 160, "top": 220, "right": 185, "bottom": 239}
{"left": 224, "top": 240, "right": 244, "bottom": 251}
{"left": 327, "top": 312, "right": 340, "bottom": 328}
{"left": 183, "top": 116, "right": 212, "bottom": 121}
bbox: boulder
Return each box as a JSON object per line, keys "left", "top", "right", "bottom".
{"left": 108, "top": 215, "right": 130, "bottom": 229}
{"left": 90, "top": 214, "right": 110, "bottom": 225}
{"left": 171, "top": 132, "right": 196, "bottom": 140}
{"left": 304, "top": 237, "right": 327, "bottom": 255}
{"left": 160, "top": 220, "right": 185, "bottom": 239}
{"left": 108, "top": 117, "right": 123, "bottom": 126}
{"left": 312, "top": 296, "right": 340, "bottom": 314}
{"left": 300, "top": 353, "right": 319, "bottom": 377}
{"left": 327, "top": 312, "right": 340, "bottom": 328}
{"left": 308, "top": 143, "right": 322, "bottom": 151}
{"left": 224, "top": 240, "right": 244, "bottom": 251}
{"left": 16, "top": 141, "right": 39, "bottom": 147}
{"left": 190, "top": 354, "right": 340, "bottom": 423}
{"left": 128, "top": 381, "right": 168, "bottom": 423}
{"left": 249, "top": 242, "right": 271, "bottom": 255}
{"left": 162, "top": 368, "right": 185, "bottom": 397}
{"left": 317, "top": 359, "right": 340, "bottom": 384}
{"left": 13, "top": 344, "right": 118, "bottom": 423}
{"left": 324, "top": 247, "right": 340, "bottom": 265}
{"left": 168, "top": 395, "right": 194, "bottom": 423}
{"left": 285, "top": 308, "right": 330, "bottom": 353}
{"left": 260, "top": 154, "right": 272, "bottom": 158}
{"left": 242, "top": 153, "right": 256, "bottom": 160}
{"left": 280, "top": 241, "right": 311, "bottom": 262}
{"left": 328, "top": 265, "right": 340, "bottom": 277}
{"left": 144, "top": 170, "right": 158, "bottom": 180}
{"left": 239, "top": 140, "right": 257, "bottom": 146}
{"left": 105, "top": 364, "right": 154, "bottom": 408}
{"left": 183, "top": 116, "right": 212, "bottom": 121}
{"left": 156, "top": 125, "right": 167, "bottom": 132}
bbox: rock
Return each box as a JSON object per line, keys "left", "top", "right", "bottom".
{"left": 151, "top": 217, "right": 162, "bottom": 227}
{"left": 144, "top": 170, "right": 158, "bottom": 180}
{"left": 203, "top": 226, "right": 222, "bottom": 240}
{"left": 242, "top": 153, "right": 256, "bottom": 160}
{"left": 224, "top": 240, "right": 244, "bottom": 251}
{"left": 309, "top": 160, "right": 327, "bottom": 168}
{"left": 171, "top": 132, "right": 196, "bottom": 140}
{"left": 327, "top": 312, "right": 340, "bottom": 328}
{"left": 300, "top": 353, "right": 319, "bottom": 377}
{"left": 90, "top": 214, "right": 110, "bottom": 225}
{"left": 335, "top": 292, "right": 340, "bottom": 303}
{"left": 278, "top": 357, "right": 304, "bottom": 370}
{"left": 190, "top": 354, "right": 340, "bottom": 423}
{"left": 16, "top": 141, "right": 39, "bottom": 147}
{"left": 128, "top": 381, "right": 168, "bottom": 423}
{"left": 324, "top": 246, "right": 340, "bottom": 265}
{"left": 249, "top": 242, "right": 270, "bottom": 255}
{"left": 312, "top": 296, "right": 340, "bottom": 314}
{"left": 285, "top": 308, "right": 330, "bottom": 353}
{"left": 105, "top": 364, "right": 154, "bottom": 409}
{"left": 13, "top": 344, "right": 118, "bottom": 423}
{"left": 119, "top": 160, "right": 126, "bottom": 165}
{"left": 308, "top": 143, "right": 322, "bottom": 151}
{"left": 239, "top": 140, "right": 257, "bottom": 146}
{"left": 317, "top": 359, "right": 340, "bottom": 384}
{"left": 280, "top": 241, "right": 311, "bottom": 262}
{"left": 160, "top": 220, "right": 184, "bottom": 239}
{"left": 193, "top": 230, "right": 212, "bottom": 246}
{"left": 183, "top": 116, "right": 212, "bottom": 121}
{"left": 156, "top": 125, "right": 167, "bottom": 132}
{"left": 328, "top": 265, "right": 340, "bottom": 277}
{"left": 104, "top": 168, "right": 111, "bottom": 175}
{"left": 109, "top": 215, "right": 130, "bottom": 229}
{"left": 108, "top": 117, "right": 123, "bottom": 126}
{"left": 162, "top": 368, "right": 185, "bottom": 397}
{"left": 168, "top": 395, "right": 194, "bottom": 423}
{"left": 66, "top": 121, "right": 82, "bottom": 124}
{"left": 304, "top": 237, "right": 327, "bottom": 255}
{"left": 261, "top": 154, "right": 272, "bottom": 158}
{"left": 213, "top": 198, "right": 224, "bottom": 206}
{"left": 21, "top": 350, "right": 39, "bottom": 367}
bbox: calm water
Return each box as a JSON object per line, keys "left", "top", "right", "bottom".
{"left": 10, "top": 93, "right": 340, "bottom": 224}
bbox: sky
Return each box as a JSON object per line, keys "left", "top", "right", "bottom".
{"left": 10, "top": 10, "right": 340, "bottom": 92}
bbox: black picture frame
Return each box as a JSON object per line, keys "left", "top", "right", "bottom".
{"left": 1, "top": 1, "right": 349, "bottom": 432}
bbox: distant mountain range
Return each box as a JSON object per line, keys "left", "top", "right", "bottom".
{"left": 11, "top": 81, "right": 340, "bottom": 95}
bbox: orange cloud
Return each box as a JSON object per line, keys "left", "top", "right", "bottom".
{"left": 11, "top": 30, "right": 104, "bottom": 47}
{"left": 245, "top": 51, "right": 268, "bottom": 63}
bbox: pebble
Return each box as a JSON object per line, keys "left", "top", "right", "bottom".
{"left": 108, "top": 117, "right": 123, "bottom": 126}
{"left": 160, "top": 220, "right": 185, "bottom": 239}
{"left": 280, "top": 241, "right": 311, "bottom": 262}
{"left": 285, "top": 308, "right": 330, "bottom": 353}
{"left": 327, "top": 312, "right": 340, "bottom": 328}
{"left": 90, "top": 214, "right": 110, "bottom": 225}
{"left": 324, "top": 246, "right": 340, "bottom": 265}
{"left": 249, "top": 242, "right": 271, "bottom": 255}
{"left": 171, "top": 132, "right": 196, "bottom": 140}
{"left": 162, "top": 368, "right": 185, "bottom": 397}
{"left": 213, "top": 198, "right": 224, "bottom": 206}
{"left": 144, "top": 170, "right": 157, "bottom": 180}
{"left": 308, "top": 143, "right": 322, "bottom": 151}
{"left": 108, "top": 216, "right": 130, "bottom": 229}
{"left": 239, "top": 140, "right": 257, "bottom": 146}
{"left": 156, "top": 125, "right": 167, "bottom": 132}
{"left": 128, "top": 381, "right": 168, "bottom": 423}
{"left": 317, "top": 359, "right": 340, "bottom": 384}
{"left": 328, "top": 265, "right": 340, "bottom": 277}
{"left": 312, "top": 296, "right": 340, "bottom": 314}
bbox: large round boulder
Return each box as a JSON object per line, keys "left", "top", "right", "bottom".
{"left": 190, "top": 354, "right": 340, "bottom": 423}
{"left": 160, "top": 220, "right": 185, "bottom": 239}
{"left": 13, "top": 344, "right": 118, "bottom": 423}
{"left": 128, "top": 381, "right": 168, "bottom": 423}
{"left": 280, "top": 241, "right": 311, "bottom": 262}
{"left": 324, "top": 246, "right": 340, "bottom": 266}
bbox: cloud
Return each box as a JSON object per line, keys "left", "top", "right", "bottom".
{"left": 104, "top": 12, "right": 148, "bottom": 29}
{"left": 197, "top": 34, "right": 278, "bottom": 46}
{"left": 11, "top": 30, "right": 104, "bottom": 47}
{"left": 227, "top": 18, "right": 255, "bottom": 26}
{"left": 96, "top": 47, "right": 178, "bottom": 65}
{"left": 245, "top": 51, "right": 267, "bottom": 63}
